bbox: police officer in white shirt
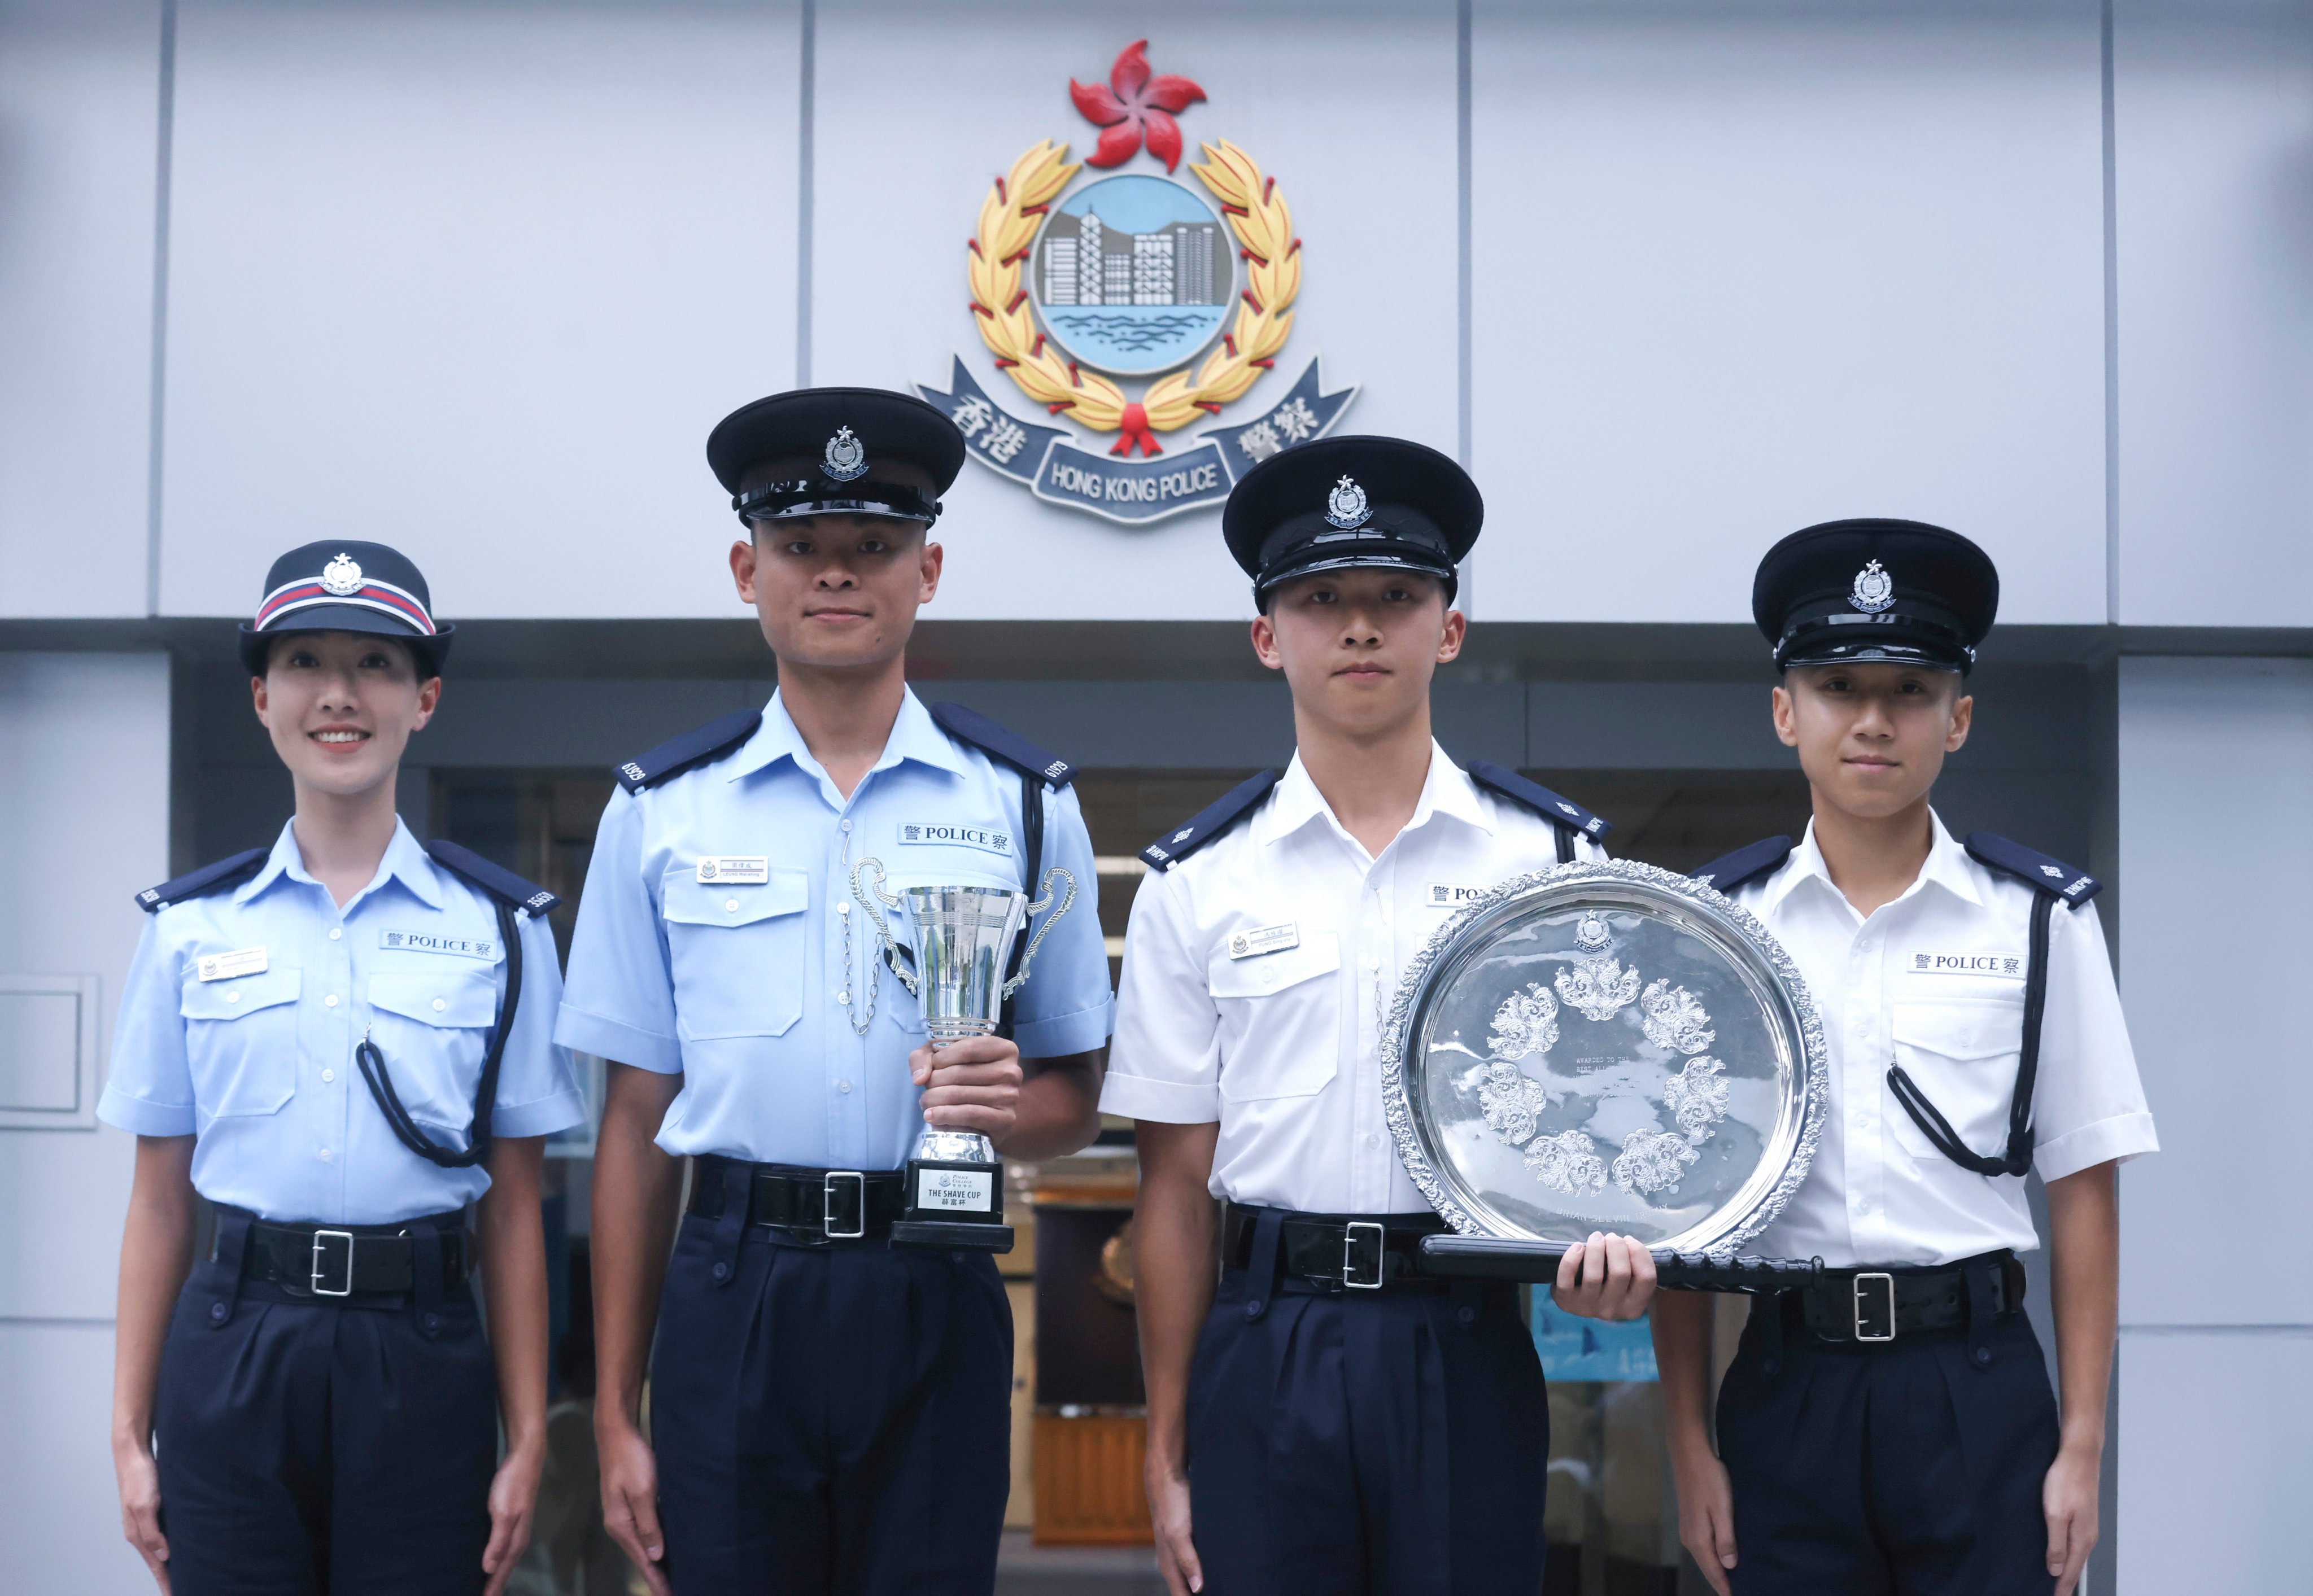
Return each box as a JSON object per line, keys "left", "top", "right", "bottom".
{"left": 1656, "top": 520, "right": 2158, "bottom": 1596}
{"left": 1107, "top": 438, "right": 1659, "bottom": 1596}
{"left": 557, "top": 389, "right": 1114, "bottom": 1596}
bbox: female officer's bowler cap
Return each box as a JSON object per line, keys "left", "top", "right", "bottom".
{"left": 237, "top": 540, "right": 453, "bottom": 677}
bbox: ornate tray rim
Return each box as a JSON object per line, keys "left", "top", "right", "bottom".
{"left": 1379, "top": 858, "right": 1829, "bottom": 1261}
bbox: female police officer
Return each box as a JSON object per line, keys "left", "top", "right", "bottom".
{"left": 101, "top": 540, "right": 587, "bottom": 1595}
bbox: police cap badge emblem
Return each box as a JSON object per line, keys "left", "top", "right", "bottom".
{"left": 320, "top": 553, "right": 364, "bottom": 596}
{"left": 1849, "top": 558, "right": 1895, "bottom": 614}
{"left": 1324, "top": 475, "right": 1372, "bottom": 531}
{"left": 822, "top": 425, "right": 869, "bottom": 483}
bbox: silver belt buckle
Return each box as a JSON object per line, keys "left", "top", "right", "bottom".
{"left": 1342, "top": 1221, "right": 1386, "bottom": 1290}
{"left": 311, "top": 1230, "right": 356, "bottom": 1297}
{"left": 1853, "top": 1271, "right": 1896, "bottom": 1341}
{"left": 823, "top": 1171, "right": 866, "bottom": 1240}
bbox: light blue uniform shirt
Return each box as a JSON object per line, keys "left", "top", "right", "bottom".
{"left": 555, "top": 689, "right": 1115, "bottom": 1167}
{"left": 99, "top": 819, "right": 587, "bottom": 1224}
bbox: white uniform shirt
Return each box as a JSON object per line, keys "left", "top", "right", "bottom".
{"left": 1103, "top": 747, "right": 1608, "bottom": 1214}
{"left": 1733, "top": 814, "right": 2159, "bottom": 1267}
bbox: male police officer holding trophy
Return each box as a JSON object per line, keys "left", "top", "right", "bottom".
{"left": 1106, "top": 437, "right": 1659, "bottom": 1596}
{"left": 1656, "top": 522, "right": 2159, "bottom": 1596}
{"left": 556, "top": 389, "right": 1114, "bottom": 1595}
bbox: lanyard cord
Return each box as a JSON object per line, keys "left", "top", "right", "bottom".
{"left": 355, "top": 898, "right": 522, "bottom": 1170}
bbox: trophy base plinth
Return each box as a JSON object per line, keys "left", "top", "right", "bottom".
{"left": 892, "top": 1157, "right": 1012, "bottom": 1252}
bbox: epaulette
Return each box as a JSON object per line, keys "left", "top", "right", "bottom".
{"left": 929, "top": 701, "right": 1076, "bottom": 789}
{"left": 1964, "top": 833, "right": 2101, "bottom": 907}
{"left": 614, "top": 708, "right": 763, "bottom": 795}
{"left": 1141, "top": 771, "right": 1282, "bottom": 871}
{"left": 1467, "top": 762, "right": 1612, "bottom": 839}
{"left": 134, "top": 848, "right": 268, "bottom": 913}
{"left": 1691, "top": 837, "right": 1795, "bottom": 895}
{"left": 424, "top": 839, "right": 561, "bottom": 917}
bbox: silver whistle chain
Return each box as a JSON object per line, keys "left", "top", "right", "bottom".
{"left": 839, "top": 827, "right": 878, "bottom": 1037}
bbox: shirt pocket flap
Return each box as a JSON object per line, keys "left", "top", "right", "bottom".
{"left": 1207, "top": 933, "right": 1341, "bottom": 999}
{"left": 1892, "top": 1000, "right": 2022, "bottom": 1062}
{"left": 661, "top": 868, "right": 811, "bottom": 928}
{"left": 180, "top": 967, "right": 301, "bottom": 1021}
{"left": 369, "top": 968, "right": 499, "bottom": 1029}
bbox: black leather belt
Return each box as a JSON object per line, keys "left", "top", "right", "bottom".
{"left": 242, "top": 1217, "right": 472, "bottom": 1300}
{"left": 1792, "top": 1251, "right": 2026, "bottom": 1344}
{"left": 690, "top": 1155, "right": 909, "bottom": 1242}
{"left": 1224, "top": 1202, "right": 1448, "bottom": 1292}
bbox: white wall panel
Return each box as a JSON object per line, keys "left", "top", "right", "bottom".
{"left": 0, "top": 0, "right": 159, "bottom": 618}
{"left": 160, "top": 0, "right": 800, "bottom": 620}
{"left": 2113, "top": 5, "right": 2313, "bottom": 627}
{"left": 1471, "top": 1, "right": 2107, "bottom": 625}
{"left": 811, "top": 0, "right": 1459, "bottom": 622}
{"left": 0, "top": 1321, "right": 145, "bottom": 1595}
{"left": 2116, "top": 657, "right": 2313, "bottom": 1327}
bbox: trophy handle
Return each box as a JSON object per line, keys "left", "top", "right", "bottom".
{"left": 1000, "top": 865, "right": 1077, "bottom": 1000}
{"left": 848, "top": 857, "right": 919, "bottom": 996}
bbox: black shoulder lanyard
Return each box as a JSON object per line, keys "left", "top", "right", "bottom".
{"left": 1555, "top": 823, "right": 1577, "bottom": 865}
{"left": 356, "top": 898, "right": 523, "bottom": 1170}
{"left": 996, "top": 770, "right": 1046, "bottom": 1042}
{"left": 1885, "top": 890, "right": 2057, "bottom": 1178}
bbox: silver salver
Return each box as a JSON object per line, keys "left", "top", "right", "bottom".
{"left": 1382, "top": 860, "right": 1827, "bottom": 1261}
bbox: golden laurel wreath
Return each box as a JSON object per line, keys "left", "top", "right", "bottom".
{"left": 968, "top": 139, "right": 1299, "bottom": 457}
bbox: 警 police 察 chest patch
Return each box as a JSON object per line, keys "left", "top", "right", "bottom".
{"left": 1908, "top": 950, "right": 2025, "bottom": 979}
{"left": 1427, "top": 882, "right": 1489, "bottom": 910}
{"left": 196, "top": 946, "right": 268, "bottom": 982}
{"left": 901, "top": 822, "right": 1013, "bottom": 858}
{"left": 380, "top": 930, "right": 497, "bottom": 960}
{"left": 1227, "top": 922, "right": 1300, "bottom": 960}
{"left": 696, "top": 856, "right": 770, "bottom": 884}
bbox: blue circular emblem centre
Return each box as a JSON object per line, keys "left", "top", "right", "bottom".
{"left": 1031, "top": 174, "right": 1234, "bottom": 378}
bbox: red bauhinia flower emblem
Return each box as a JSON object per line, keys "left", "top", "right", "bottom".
{"left": 1071, "top": 40, "right": 1206, "bottom": 173}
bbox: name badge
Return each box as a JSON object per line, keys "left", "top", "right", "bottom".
{"left": 381, "top": 930, "right": 496, "bottom": 959}
{"left": 196, "top": 946, "right": 267, "bottom": 982}
{"left": 915, "top": 1167, "right": 997, "bottom": 1213}
{"left": 697, "top": 856, "right": 770, "bottom": 884}
{"left": 1909, "top": 951, "right": 2026, "bottom": 979}
{"left": 1427, "top": 882, "right": 1489, "bottom": 909}
{"left": 900, "top": 822, "right": 1013, "bottom": 858}
{"left": 1227, "top": 922, "right": 1300, "bottom": 960}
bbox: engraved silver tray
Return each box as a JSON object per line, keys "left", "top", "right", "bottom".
{"left": 1382, "top": 860, "right": 1827, "bottom": 1259}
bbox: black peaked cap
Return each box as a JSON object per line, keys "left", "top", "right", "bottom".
{"left": 237, "top": 539, "right": 452, "bottom": 677}
{"left": 706, "top": 387, "right": 966, "bottom": 510}
{"left": 1753, "top": 518, "right": 1999, "bottom": 674}
{"left": 1223, "top": 435, "right": 1481, "bottom": 605}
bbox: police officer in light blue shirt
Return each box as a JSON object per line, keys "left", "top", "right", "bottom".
{"left": 101, "top": 540, "right": 586, "bottom": 1596}
{"left": 562, "top": 388, "right": 1113, "bottom": 1596}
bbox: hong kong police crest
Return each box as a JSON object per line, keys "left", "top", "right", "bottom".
{"left": 919, "top": 40, "right": 1358, "bottom": 525}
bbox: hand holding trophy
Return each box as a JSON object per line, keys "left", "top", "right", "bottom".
{"left": 850, "top": 858, "right": 1077, "bottom": 1249}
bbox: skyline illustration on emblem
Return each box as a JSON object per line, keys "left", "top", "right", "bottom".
{"left": 918, "top": 38, "right": 1358, "bottom": 526}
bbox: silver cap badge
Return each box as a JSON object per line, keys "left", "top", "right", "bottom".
{"left": 1849, "top": 558, "right": 1895, "bottom": 614}
{"left": 320, "top": 553, "right": 364, "bottom": 596}
{"left": 822, "top": 425, "right": 868, "bottom": 482}
{"left": 1324, "top": 475, "right": 1371, "bottom": 530}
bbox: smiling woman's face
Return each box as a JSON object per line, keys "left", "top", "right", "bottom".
{"left": 1251, "top": 567, "right": 1464, "bottom": 739}
{"left": 1773, "top": 661, "right": 1972, "bottom": 821}
{"left": 252, "top": 631, "right": 439, "bottom": 801}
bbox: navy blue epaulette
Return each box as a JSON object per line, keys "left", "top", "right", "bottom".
{"left": 134, "top": 848, "right": 268, "bottom": 913}
{"left": 1965, "top": 832, "right": 2101, "bottom": 907}
{"left": 425, "top": 839, "right": 561, "bottom": 917}
{"left": 1690, "top": 836, "right": 1795, "bottom": 895}
{"left": 614, "top": 708, "right": 763, "bottom": 795}
{"left": 1467, "top": 762, "right": 1612, "bottom": 840}
{"left": 1141, "top": 770, "right": 1282, "bottom": 871}
{"left": 929, "top": 701, "right": 1076, "bottom": 789}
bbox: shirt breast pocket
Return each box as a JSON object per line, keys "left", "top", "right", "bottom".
{"left": 368, "top": 967, "right": 500, "bottom": 1130}
{"left": 179, "top": 967, "right": 302, "bottom": 1118}
{"left": 661, "top": 868, "right": 810, "bottom": 1040}
{"left": 1208, "top": 933, "right": 1342, "bottom": 1101}
{"left": 1888, "top": 1000, "right": 2024, "bottom": 1161}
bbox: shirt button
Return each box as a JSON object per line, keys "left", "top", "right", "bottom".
{"left": 726, "top": 898, "right": 740, "bottom": 912}
{"left": 325, "top": 994, "right": 339, "bottom": 1008}
{"left": 318, "top": 1147, "right": 333, "bottom": 1161}
{"left": 431, "top": 997, "right": 446, "bottom": 1012}
{"left": 328, "top": 928, "right": 342, "bottom": 941}
{"left": 224, "top": 991, "right": 241, "bottom": 1004}
{"left": 1365, "top": 1133, "right": 1380, "bottom": 1148}
{"left": 321, "top": 1069, "right": 335, "bottom": 1083}
{"left": 840, "top": 1079, "right": 854, "bottom": 1094}
{"left": 840, "top": 819, "right": 853, "bottom": 833}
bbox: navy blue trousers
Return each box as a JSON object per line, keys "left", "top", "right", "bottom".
{"left": 1186, "top": 1263, "right": 1547, "bottom": 1596}
{"left": 153, "top": 1212, "right": 497, "bottom": 1596}
{"left": 1717, "top": 1295, "right": 2061, "bottom": 1596}
{"left": 649, "top": 1204, "right": 1013, "bottom": 1595}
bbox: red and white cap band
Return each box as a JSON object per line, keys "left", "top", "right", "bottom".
{"left": 252, "top": 575, "right": 435, "bottom": 636}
